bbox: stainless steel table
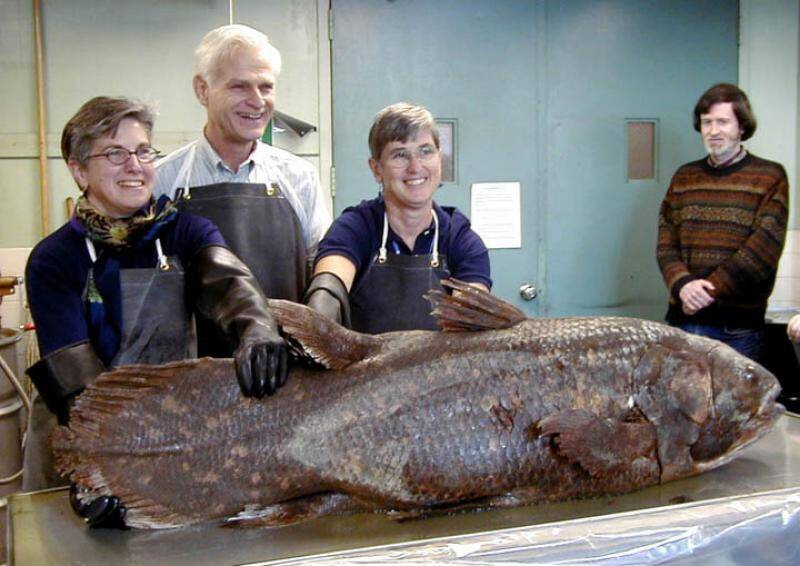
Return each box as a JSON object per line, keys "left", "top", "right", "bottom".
{"left": 8, "top": 415, "right": 800, "bottom": 565}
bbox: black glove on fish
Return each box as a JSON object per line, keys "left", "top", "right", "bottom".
{"left": 234, "top": 320, "right": 289, "bottom": 397}
{"left": 190, "top": 245, "right": 289, "bottom": 398}
{"left": 69, "top": 484, "right": 128, "bottom": 529}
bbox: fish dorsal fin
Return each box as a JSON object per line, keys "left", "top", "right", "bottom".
{"left": 268, "top": 299, "right": 381, "bottom": 369}
{"left": 425, "top": 278, "right": 527, "bottom": 332}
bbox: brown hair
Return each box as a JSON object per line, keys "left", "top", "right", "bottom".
{"left": 368, "top": 102, "right": 439, "bottom": 160}
{"left": 693, "top": 83, "right": 757, "bottom": 140}
{"left": 61, "top": 96, "right": 155, "bottom": 165}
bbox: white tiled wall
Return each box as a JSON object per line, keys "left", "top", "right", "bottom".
{"left": 769, "top": 230, "right": 800, "bottom": 311}
{"left": 0, "top": 247, "right": 32, "bottom": 377}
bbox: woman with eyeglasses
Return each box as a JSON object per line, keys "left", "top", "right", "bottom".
{"left": 23, "top": 97, "right": 288, "bottom": 524}
{"left": 304, "top": 102, "right": 491, "bottom": 334}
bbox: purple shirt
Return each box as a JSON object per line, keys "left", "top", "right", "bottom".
{"left": 316, "top": 195, "right": 492, "bottom": 290}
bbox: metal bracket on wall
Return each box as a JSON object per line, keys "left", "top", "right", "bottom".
{"left": 272, "top": 111, "right": 317, "bottom": 138}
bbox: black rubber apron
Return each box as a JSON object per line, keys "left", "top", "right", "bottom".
{"left": 350, "top": 210, "right": 450, "bottom": 334}
{"left": 23, "top": 237, "right": 192, "bottom": 491}
{"left": 174, "top": 145, "right": 307, "bottom": 357}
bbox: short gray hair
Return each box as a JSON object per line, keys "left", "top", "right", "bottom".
{"left": 368, "top": 102, "right": 439, "bottom": 160}
{"left": 195, "top": 24, "right": 282, "bottom": 86}
{"left": 61, "top": 96, "right": 154, "bottom": 165}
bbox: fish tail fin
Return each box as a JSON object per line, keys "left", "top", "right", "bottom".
{"left": 50, "top": 363, "right": 187, "bottom": 478}
{"left": 50, "top": 426, "right": 78, "bottom": 477}
{"left": 425, "top": 278, "right": 527, "bottom": 331}
{"left": 268, "top": 299, "right": 381, "bottom": 369}
{"left": 51, "top": 359, "right": 231, "bottom": 529}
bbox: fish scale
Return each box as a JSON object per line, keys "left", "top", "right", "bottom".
{"left": 52, "top": 281, "right": 782, "bottom": 529}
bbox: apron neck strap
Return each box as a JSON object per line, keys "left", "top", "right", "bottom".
{"left": 379, "top": 212, "right": 390, "bottom": 263}
{"left": 154, "top": 238, "right": 170, "bottom": 271}
{"left": 430, "top": 209, "right": 440, "bottom": 268}
{"left": 379, "top": 208, "right": 440, "bottom": 267}
{"left": 85, "top": 237, "right": 169, "bottom": 271}
{"left": 84, "top": 237, "right": 97, "bottom": 264}
{"left": 176, "top": 142, "right": 198, "bottom": 198}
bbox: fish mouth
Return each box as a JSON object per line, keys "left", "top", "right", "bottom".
{"left": 693, "top": 379, "right": 784, "bottom": 474}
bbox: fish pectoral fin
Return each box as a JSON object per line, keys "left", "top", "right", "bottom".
{"left": 267, "top": 299, "right": 381, "bottom": 369}
{"left": 424, "top": 278, "right": 527, "bottom": 332}
{"left": 538, "top": 410, "right": 657, "bottom": 478}
{"left": 224, "top": 492, "right": 367, "bottom": 528}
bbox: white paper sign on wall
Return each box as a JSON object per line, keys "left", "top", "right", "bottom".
{"left": 470, "top": 182, "right": 522, "bottom": 249}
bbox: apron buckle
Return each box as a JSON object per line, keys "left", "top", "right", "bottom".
{"left": 266, "top": 183, "right": 278, "bottom": 197}
{"left": 430, "top": 258, "right": 440, "bottom": 268}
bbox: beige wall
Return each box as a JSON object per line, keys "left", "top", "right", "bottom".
{"left": 0, "top": 0, "right": 332, "bottom": 248}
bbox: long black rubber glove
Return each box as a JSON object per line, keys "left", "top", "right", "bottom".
{"left": 69, "top": 484, "right": 128, "bottom": 529}
{"left": 189, "top": 245, "right": 289, "bottom": 397}
{"left": 302, "top": 271, "right": 352, "bottom": 327}
{"left": 26, "top": 341, "right": 106, "bottom": 425}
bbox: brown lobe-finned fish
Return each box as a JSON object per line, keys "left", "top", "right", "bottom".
{"left": 51, "top": 279, "right": 783, "bottom": 529}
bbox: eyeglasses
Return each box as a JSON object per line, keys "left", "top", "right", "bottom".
{"left": 385, "top": 144, "right": 439, "bottom": 169}
{"left": 86, "top": 146, "right": 161, "bottom": 165}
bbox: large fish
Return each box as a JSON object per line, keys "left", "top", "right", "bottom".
{"left": 52, "top": 280, "right": 783, "bottom": 529}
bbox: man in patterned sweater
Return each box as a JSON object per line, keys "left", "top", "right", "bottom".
{"left": 657, "top": 83, "right": 789, "bottom": 362}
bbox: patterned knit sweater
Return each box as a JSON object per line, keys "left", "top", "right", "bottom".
{"left": 657, "top": 153, "right": 789, "bottom": 327}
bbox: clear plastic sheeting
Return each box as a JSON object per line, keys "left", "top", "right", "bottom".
{"left": 9, "top": 415, "right": 800, "bottom": 565}
{"left": 266, "top": 489, "right": 800, "bottom": 565}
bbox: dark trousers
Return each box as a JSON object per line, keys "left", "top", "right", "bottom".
{"left": 674, "top": 323, "right": 764, "bottom": 363}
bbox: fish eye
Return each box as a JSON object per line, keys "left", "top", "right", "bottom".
{"left": 744, "top": 365, "right": 755, "bottom": 380}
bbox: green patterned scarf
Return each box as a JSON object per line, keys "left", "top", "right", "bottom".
{"left": 74, "top": 195, "right": 175, "bottom": 249}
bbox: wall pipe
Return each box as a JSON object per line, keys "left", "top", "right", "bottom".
{"left": 33, "top": 0, "right": 49, "bottom": 237}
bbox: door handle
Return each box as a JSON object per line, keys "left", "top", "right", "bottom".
{"left": 519, "top": 284, "right": 539, "bottom": 301}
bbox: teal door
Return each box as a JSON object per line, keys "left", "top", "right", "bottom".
{"left": 331, "top": 0, "right": 738, "bottom": 318}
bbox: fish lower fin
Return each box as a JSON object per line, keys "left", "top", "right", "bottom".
{"left": 425, "top": 278, "right": 527, "bottom": 331}
{"left": 267, "top": 299, "right": 381, "bottom": 369}
{"left": 224, "top": 492, "right": 367, "bottom": 528}
{"left": 538, "top": 409, "right": 658, "bottom": 479}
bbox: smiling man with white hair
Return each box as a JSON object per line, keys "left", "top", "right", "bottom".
{"left": 155, "top": 24, "right": 331, "bottom": 358}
